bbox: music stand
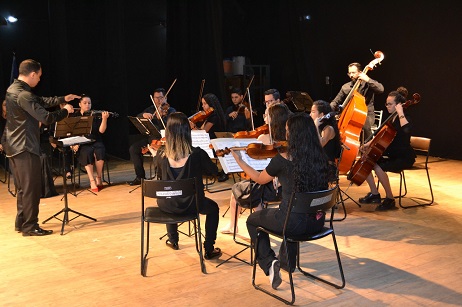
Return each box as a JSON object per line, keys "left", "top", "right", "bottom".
{"left": 43, "top": 116, "right": 97, "bottom": 235}
{"left": 284, "top": 91, "right": 314, "bottom": 112}
{"left": 128, "top": 116, "right": 162, "bottom": 192}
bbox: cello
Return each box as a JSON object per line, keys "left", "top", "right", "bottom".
{"left": 337, "top": 51, "right": 385, "bottom": 173}
{"left": 347, "top": 93, "right": 421, "bottom": 186}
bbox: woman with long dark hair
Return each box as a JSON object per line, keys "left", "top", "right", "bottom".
{"left": 155, "top": 112, "right": 222, "bottom": 259}
{"left": 231, "top": 112, "right": 329, "bottom": 289}
{"left": 190, "top": 93, "right": 226, "bottom": 139}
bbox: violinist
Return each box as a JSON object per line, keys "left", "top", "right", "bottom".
{"left": 190, "top": 93, "right": 225, "bottom": 140}
{"left": 358, "top": 90, "right": 415, "bottom": 211}
{"left": 310, "top": 100, "right": 342, "bottom": 181}
{"left": 330, "top": 62, "right": 384, "bottom": 141}
{"left": 128, "top": 88, "right": 176, "bottom": 186}
{"left": 221, "top": 103, "right": 291, "bottom": 234}
{"left": 231, "top": 112, "right": 329, "bottom": 287}
{"left": 225, "top": 88, "right": 251, "bottom": 133}
{"left": 71, "top": 95, "right": 109, "bottom": 192}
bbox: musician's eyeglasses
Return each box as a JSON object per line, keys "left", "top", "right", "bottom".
{"left": 265, "top": 99, "right": 275, "bottom": 104}
{"left": 154, "top": 96, "right": 164, "bottom": 100}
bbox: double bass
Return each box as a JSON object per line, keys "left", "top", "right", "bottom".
{"left": 347, "top": 93, "right": 421, "bottom": 186}
{"left": 337, "top": 51, "right": 385, "bottom": 173}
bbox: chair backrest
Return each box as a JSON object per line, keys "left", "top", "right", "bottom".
{"left": 289, "top": 186, "right": 338, "bottom": 215}
{"left": 410, "top": 136, "right": 431, "bottom": 154}
{"left": 142, "top": 178, "right": 197, "bottom": 199}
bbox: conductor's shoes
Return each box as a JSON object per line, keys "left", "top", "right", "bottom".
{"left": 128, "top": 177, "right": 142, "bottom": 186}
{"left": 22, "top": 227, "right": 53, "bottom": 237}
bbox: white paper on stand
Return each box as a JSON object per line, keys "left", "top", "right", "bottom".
{"left": 191, "top": 130, "right": 214, "bottom": 158}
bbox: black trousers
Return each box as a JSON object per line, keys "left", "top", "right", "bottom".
{"left": 129, "top": 139, "right": 149, "bottom": 179}
{"left": 10, "top": 152, "right": 42, "bottom": 232}
{"left": 163, "top": 197, "right": 219, "bottom": 253}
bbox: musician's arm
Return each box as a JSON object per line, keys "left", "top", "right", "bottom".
{"left": 367, "top": 78, "right": 384, "bottom": 94}
{"left": 320, "top": 125, "right": 335, "bottom": 147}
{"left": 230, "top": 149, "right": 273, "bottom": 185}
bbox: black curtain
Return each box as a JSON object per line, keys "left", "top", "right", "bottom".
{"left": 166, "top": 0, "right": 225, "bottom": 115}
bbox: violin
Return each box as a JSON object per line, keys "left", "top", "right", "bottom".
{"left": 141, "top": 137, "right": 166, "bottom": 154}
{"left": 77, "top": 109, "right": 119, "bottom": 118}
{"left": 189, "top": 107, "right": 214, "bottom": 124}
{"left": 91, "top": 110, "right": 119, "bottom": 118}
{"left": 215, "top": 141, "right": 287, "bottom": 159}
{"left": 160, "top": 102, "right": 170, "bottom": 117}
{"left": 233, "top": 124, "right": 269, "bottom": 139}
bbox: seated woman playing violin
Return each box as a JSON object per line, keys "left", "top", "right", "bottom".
{"left": 358, "top": 90, "right": 416, "bottom": 211}
{"left": 225, "top": 88, "right": 251, "bottom": 133}
{"left": 231, "top": 112, "right": 330, "bottom": 288}
{"left": 71, "top": 95, "right": 109, "bottom": 192}
{"left": 190, "top": 93, "right": 226, "bottom": 139}
{"left": 220, "top": 103, "right": 291, "bottom": 234}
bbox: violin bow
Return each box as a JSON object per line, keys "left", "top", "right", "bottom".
{"left": 165, "top": 78, "right": 177, "bottom": 98}
{"left": 247, "top": 88, "right": 255, "bottom": 130}
{"left": 242, "top": 75, "right": 255, "bottom": 129}
{"left": 150, "top": 95, "right": 166, "bottom": 129}
{"left": 196, "top": 79, "right": 205, "bottom": 112}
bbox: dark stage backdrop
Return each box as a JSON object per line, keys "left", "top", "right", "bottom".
{"left": 1, "top": 0, "right": 461, "bottom": 160}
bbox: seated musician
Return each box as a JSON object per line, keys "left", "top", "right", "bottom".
{"left": 225, "top": 88, "right": 251, "bottom": 133}
{"left": 128, "top": 88, "right": 176, "bottom": 186}
{"left": 231, "top": 112, "right": 330, "bottom": 289}
{"left": 154, "top": 112, "right": 222, "bottom": 260}
{"left": 71, "top": 95, "right": 109, "bottom": 192}
{"left": 190, "top": 93, "right": 226, "bottom": 139}
{"left": 221, "top": 103, "right": 290, "bottom": 234}
{"left": 358, "top": 90, "right": 416, "bottom": 211}
{"left": 310, "top": 100, "right": 342, "bottom": 181}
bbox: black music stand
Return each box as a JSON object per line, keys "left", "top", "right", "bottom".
{"left": 283, "top": 91, "right": 314, "bottom": 112}
{"left": 43, "top": 116, "right": 97, "bottom": 235}
{"left": 128, "top": 116, "right": 162, "bottom": 193}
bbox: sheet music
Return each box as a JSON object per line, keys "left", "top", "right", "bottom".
{"left": 191, "top": 130, "right": 214, "bottom": 158}
{"left": 210, "top": 138, "right": 271, "bottom": 174}
{"left": 59, "top": 136, "right": 94, "bottom": 147}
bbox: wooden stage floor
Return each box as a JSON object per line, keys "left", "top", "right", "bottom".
{"left": 0, "top": 155, "right": 461, "bottom": 306}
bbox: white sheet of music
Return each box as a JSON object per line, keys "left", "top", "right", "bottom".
{"left": 210, "top": 138, "right": 271, "bottom": 174}
{"left": 59, "top": 136, "right": 94, "bottom": 147}
{"left": 191, "top": 130, "right": 214, "bottom": 159}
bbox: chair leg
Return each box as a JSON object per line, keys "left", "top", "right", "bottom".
{"left": 141, "top": 221, "right": 150, "bottom": 277}
{"left": 333, "top": 187, "right": 347, "bottom": 222}
{"left": 194, "top": 217, "right": 207, "bottom": 274}
{"left": 297, "top": 233, "right": 346, "bottom": 289}
{"left": 399, "top": 169, "right": 434, "bottom": 208}
{"left": 251, "top": 231, "right": 295, "bottom": 305}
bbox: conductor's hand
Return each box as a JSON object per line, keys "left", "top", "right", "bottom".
{"left": 63, "top": 104, "right": 74, "bottom": 114}
{"left": 142, "top": 113, "right": 154, "bottom": 120}
{"left": 64, "top": 94, "right": 81, "bottom": 102}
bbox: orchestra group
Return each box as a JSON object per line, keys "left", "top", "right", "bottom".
{"left": 2, "top": 56, "right": 417, "bottom": 289}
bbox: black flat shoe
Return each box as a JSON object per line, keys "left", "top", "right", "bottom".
{"left": 376, "top": 198, "right": 397, "bottom": 211}
{"left": 165, "top": 239, "right": 179, "bottom": 250}
{"left": 359, "top": 192, "right": 381, "bottom": 204}
{"left": 217, "top": 173, "right": 229, "bottom": 182}
{"left": 22, "top": 227, "right": 53, "bottom": 237}
{"left": 128, "top": 177, "right": 142, "bottom": 186}
{"left": 204, "top": 247, "right": 222, "bottom": 260}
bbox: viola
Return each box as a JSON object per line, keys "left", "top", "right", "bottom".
{"left": 233, "top": 124, "right": 269, "bottom": 139}
{"left": 215, "top": 141, "right": 287, "bottom": 159}
{"left": 347, "top": 93, "right": 421, "bottom": 186}
{"left": 337, "top": 51, "right": 385, "bottom": 173}
{"left": 189, "top": 107, "right": 214, "bottom": 124}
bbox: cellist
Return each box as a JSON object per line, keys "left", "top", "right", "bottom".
{"left": 330, "top": 62, "right": 384, "bottom": 141}
{"left": 358, "top": 90, "right": 416, "bottom": 211}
